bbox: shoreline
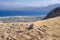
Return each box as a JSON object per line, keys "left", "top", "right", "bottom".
{"left": 0, "top": 15, "right": 46, "bottom": 18}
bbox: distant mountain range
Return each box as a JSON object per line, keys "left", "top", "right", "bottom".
{"left": 0, "top": 4, "right": 60, "bottom": 10}
{"left": 19, "top": 4, "right": 60, "bottom": 14}
{"left": 0, "top": 4, "right": 60, "bottom": 16}
{"left": 15, "top": 4, "right": 60, "bottom": 11}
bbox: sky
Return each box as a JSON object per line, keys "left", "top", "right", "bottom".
{"left": 0, "top": 0, "right": 60, "bottom": 9}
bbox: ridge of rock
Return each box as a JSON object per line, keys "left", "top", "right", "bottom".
{"left": 44, "top": 7, "right": 60, "bottom": 19}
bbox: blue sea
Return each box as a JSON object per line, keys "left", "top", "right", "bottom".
{"left": 0, "top": 10, "right": 47, "bottom": 17}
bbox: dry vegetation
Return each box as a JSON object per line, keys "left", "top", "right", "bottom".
{"left": 0, "top": 16, "right": 60, "bottom": 40}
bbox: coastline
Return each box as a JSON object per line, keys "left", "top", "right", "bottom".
{"left": 0, "top": 15, "right": 46, "bottom": 22}
{"left": 0, "top": 15, "right": 46, "bottom": 18}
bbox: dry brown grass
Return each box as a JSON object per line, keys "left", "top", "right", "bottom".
{"left": 0, "top": 16, "right": 60, "bottom": 40}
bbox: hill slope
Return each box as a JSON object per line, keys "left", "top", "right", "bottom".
{"left": 0, "top": 16, "right": 60, "bottom": 40}
{"left": 44, "top": 7, "right": 60, "bottom": 19}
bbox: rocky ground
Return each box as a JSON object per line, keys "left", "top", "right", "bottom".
{"left": 0, "top": 16, "right": 60, "bottom": 40}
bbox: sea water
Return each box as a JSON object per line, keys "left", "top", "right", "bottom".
{"left": 0, "top": 10, "right": 47, "bottom": 17}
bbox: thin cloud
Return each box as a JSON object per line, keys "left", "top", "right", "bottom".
{"left": 0, "top": 0, "right": 60, "bottom": 8}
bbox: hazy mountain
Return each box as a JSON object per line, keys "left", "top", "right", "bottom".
{"left": 15, "top": 4, "right": 60, "bottom": 13}
{"left": 0, "top": 4, "right": 60, "bottom": 16}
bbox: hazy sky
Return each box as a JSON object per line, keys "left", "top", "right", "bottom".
{"left": 0, "top": 0, "right": 60, "bottom": 8}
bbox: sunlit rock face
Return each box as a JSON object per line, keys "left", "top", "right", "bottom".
{"left": 44, "top": 7, "right": 60, "bottom": 19}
